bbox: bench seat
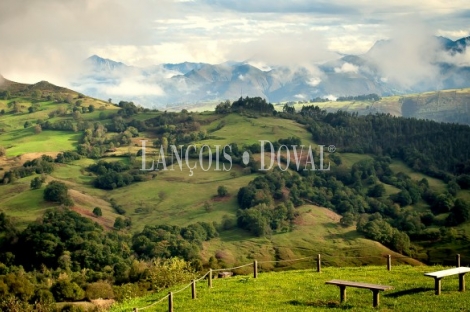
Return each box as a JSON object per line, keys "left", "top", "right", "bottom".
{"left": 424, "top": 267, "right": 470, "bottom": 295}
{"left": 325, "top": 279, "right": 393, "bottom": 307}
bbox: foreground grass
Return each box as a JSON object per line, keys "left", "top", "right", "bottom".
{"left": 111, "top": 265, "right": 470, "bottom": 312}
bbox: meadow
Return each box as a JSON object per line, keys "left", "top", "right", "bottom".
{"left": 111, "top": 265, "right": 470, "bottom": 312}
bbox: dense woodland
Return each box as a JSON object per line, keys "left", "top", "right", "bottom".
{"left": 1, "top": 94, "right": 470, "bottom": 310}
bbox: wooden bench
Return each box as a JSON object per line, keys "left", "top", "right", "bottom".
{"left": 325, "top": 279, "right": 393, "bottom": 307}
{"left": 424, "top": 267, "right": 470, "bottom": 295}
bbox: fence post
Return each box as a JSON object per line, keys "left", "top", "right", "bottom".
{"left": 208, "top": 269, "right": 213, "bottom": 288}
{"left": 317, "top": 254, "right": 321, "bottom": 273}
{"left": 191, "top": 279, "right": 196, "bottom": 299}
{"left": 253, "top": 260, "right": 258, "bottom": 278}
{"left": 168, "top": 292, "right": 173, "bottom": 312}
{"left": 387, "top": 255, "right": 391, "bottom": 271}
{"left": 457, "top": 254, "right": 461, "bottom": 267}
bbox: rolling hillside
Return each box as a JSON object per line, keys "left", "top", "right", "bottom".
{"left": 0, "top": 80, "right": 439, "bottom": 266}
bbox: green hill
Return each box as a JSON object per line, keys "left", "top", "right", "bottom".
{"left": 287, "top": 88, "right": 470, "bottom": 125}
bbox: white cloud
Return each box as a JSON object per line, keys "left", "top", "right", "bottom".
{"left": 367, "top": 16, "right": 441, "bottom": 88}
{"left": 306, "top": 77, "right": 322, "bottom": 86}
{"left": 0, "top": 0, "right": 468, "bottom": 94}
{"left": 334, "top": 62, "right": 359, "bottom": 74}
{"left": 103, "top": 80, "right": 165, "bottom": 97}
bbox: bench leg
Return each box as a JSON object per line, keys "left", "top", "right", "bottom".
{"left": 459, "top": 273, "right": 466, "bottom": 292}
{"left": 339, "top": 285, "right": 346, "bottom": 303}
{"left": 372, "top": 290, "right": 380, "bottom": 307}
{"left": 434, "top": 278, "right": 442, "bottom": 295}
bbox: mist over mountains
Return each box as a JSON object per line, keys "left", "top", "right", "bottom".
{"left": 73, "top": 36, "right": 470, "bottom": 108}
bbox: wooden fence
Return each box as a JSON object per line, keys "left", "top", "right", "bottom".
{"left": 133, "top": 253, "right": 464, "bottom": 311}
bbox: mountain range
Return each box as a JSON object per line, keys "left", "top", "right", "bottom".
{"left": 73, "top": 36, "right": 470, "bottom": 108}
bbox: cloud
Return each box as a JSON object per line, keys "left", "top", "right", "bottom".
{"left": 226, "top": 30, "right": 338, "bottom": 67}
{"left": 102, "top": 80, "right": 165, "bottom": 97}
{"left": 0, "top": 0, "right": 176, "bottom": 84}
{"left": 367, "top": 16, "right": 441, "bottom": 88}
{"left": 0, "top": 0, "right": 468, "bottom": 103}
{"left": 202, "top": 0, "right": 357, "bottom": 14}
{"left": 334, "top": 62, "right": 359, "bottom": 74}
{"left": 306, "top": 77, "right": 322, "bottom": 86}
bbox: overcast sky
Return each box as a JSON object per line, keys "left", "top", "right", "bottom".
{"left": 0, "top": 0, "right": 469, "bottom": 84}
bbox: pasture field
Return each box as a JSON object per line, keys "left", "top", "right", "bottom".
{"left": 111, "top": 265, "right": 470, "bottom": 312}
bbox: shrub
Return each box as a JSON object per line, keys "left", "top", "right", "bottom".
{"left": 51, "top": 280, "right": 85, "bottom": 302}
{"left": 85, "top": 282, "right": 114, "bottom": 300}
{"left": 60, "top": 304, "right": 86, "bottom": 312}
{"left": 217, "top": 185, "right": 229, "bottom": 197}
{"left": 44, "top": 181, "right": 73, "bottom": 206}
{"left": 92, "top": 207, "right": 102, "bottom": 217}
{"left": 148, "top": 258, "right": 196, "bottom": 291}
{"left": 30, "top": 177, "right": 44, "bottom": 189}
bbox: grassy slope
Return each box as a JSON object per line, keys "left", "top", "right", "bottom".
{"left": 200, "top": 206, "right": 419, "bottom": 268}
{"left": 287, "top": 87, "right": 470, "bottom": 119}
{"left": 111, "top": 265, "right": 470, "bottom": 312}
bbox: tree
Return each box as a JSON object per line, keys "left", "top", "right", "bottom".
{"left": 44, "top": 181, "right": 73, "bottom": 206}
{"left": 72, "top": 110, "right": 81, "bottom": 121}
{"left": 108, "top": 98, "right": 112, "bottom": 104}
{"left": 217, "top": 185, "right": 229, "bottom": 197}
{"left": 32, "top": 90, "right": 41, "bottom": 100}
{"left": 65, "top": 95, "right": 74, "bottom": 104}
{"left": 88, "top": 104, "right": 95, "bottom": 113}
{"left": 431, "top": 193, "right": 454, "bottom": 214}
{"left": 24, "top": 121, "right": 32, "bottom": 128}
{"left": 114, "top": 217, "right": 125, "bottom": 230}
{"left": 447, "top": 199, "right": 470, "bottom": 226}
{"left": 204, "top": 201, "right": 213, "bottom": 213}
{"left": 51, "top": 280, "right": 84, "bottom": 302}
{"left": 3, "top": 90, "right": 10, "bottom": 100}
{"left": 30, "top": 177, "right": 44, "bottom": 189}
{"left": 340, "top": 212, "right": 355, "bottom": 227}
{"left": 368, "top": 184, "right": 386, "bottom": 198}
{"left": 34, "top": 124, "right": 42, "bottom": 134}
{"left": 11, "top": 101, "right": 21, "bottom": 113}
{"left": 92, "top": 207, "right": 102, "bottom": 217}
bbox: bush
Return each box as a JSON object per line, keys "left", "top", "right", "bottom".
{"left": 30, "top": 176, "right": 44, "bottom": 189}
{"left": 217, "top": 185, "right": 229, "bottom": 197}
{"left": 112, "top": 283, "right": 146, "bottom": 302}
{"left": 51, "top": 280, "right": 85, "bottom": 302}
{"left": 44, "top": 181, "right": 74, "bottom": 207}
{"left": 32, "top": 288, "right": 55, "bottom": 304}
{"left": 60, "top": 304, "right": 86, "bottom": 312}
{"left": 148, "top": 258, "right": 196, "bottom": 291}
{"left": 85, "top": 282, "right": 114, "bottom": 300}
{"left": 92, "top": 207, "right": 102, "bottom": 217}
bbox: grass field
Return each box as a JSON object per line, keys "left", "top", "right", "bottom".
{"left": 200, "top": 206, "right": 419, "bottom": 268}
{"left": 0, "top": 129, "right": 81, "bottom": 156}
{"left": 389, "top": 160, "right": 447, "bottom": 192}
{"left": 111, "top": 265, "right": 470, "bottom": 312}
{"left": 201, "top": 114, "right": 314, "bottom": 147}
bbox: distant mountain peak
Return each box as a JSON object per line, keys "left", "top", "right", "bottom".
{"left": 85, "top": 55, "right": 127, "bottom": 71}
